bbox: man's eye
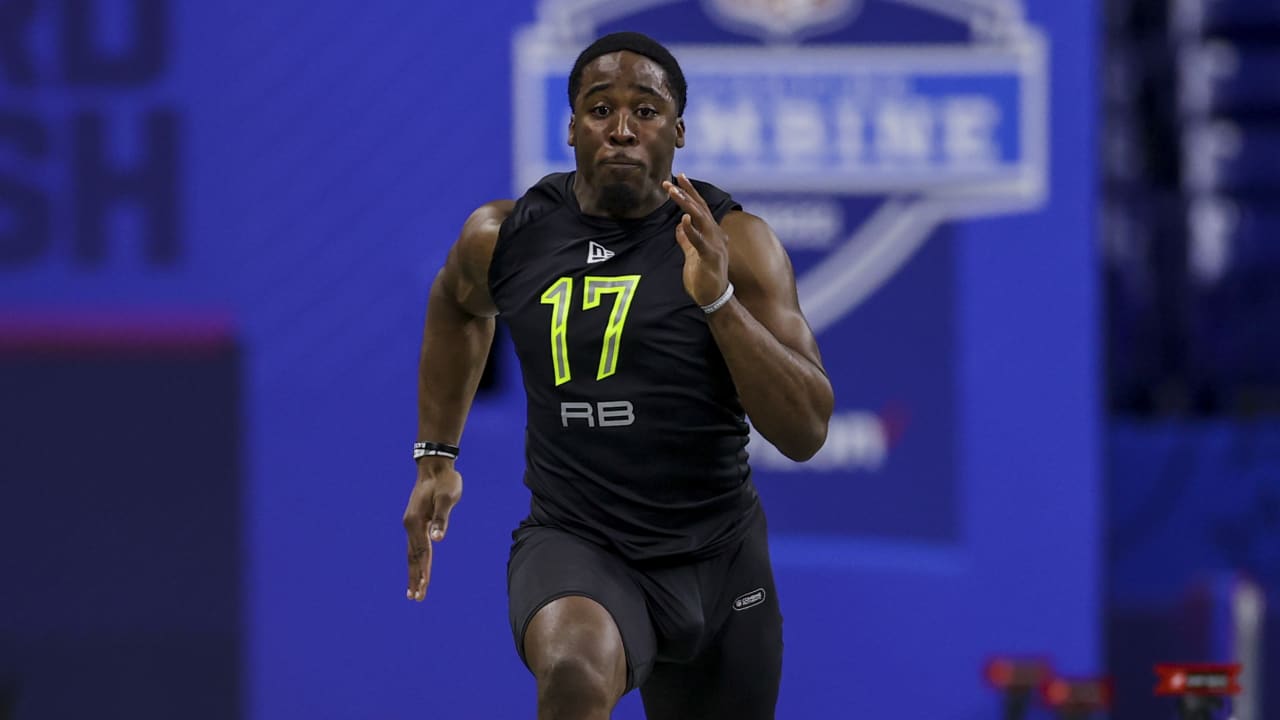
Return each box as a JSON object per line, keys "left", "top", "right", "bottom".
{"left": 637, "top": 107, "right": 658, "bottom": 118}
{"left": 591, "top": 106, "right": 611, "bottom": 117}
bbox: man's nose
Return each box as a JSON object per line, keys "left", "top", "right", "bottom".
{"left": 610, "top": 114, "right": 638, "bottom": 144}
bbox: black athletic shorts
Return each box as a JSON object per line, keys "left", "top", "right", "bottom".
{"left": 506, "top": 503, "right": 783, "bottom": 720}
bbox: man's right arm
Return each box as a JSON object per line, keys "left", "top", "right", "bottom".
{"left": 404, "top": 199, "right": 513, "bottom": 602}
{"left": 416, "top": 200, "right": 513, "bottom": 446}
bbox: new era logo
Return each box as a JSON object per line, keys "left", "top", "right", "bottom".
{"left": 587, "top": 241, "right": 614, "bottom": 264}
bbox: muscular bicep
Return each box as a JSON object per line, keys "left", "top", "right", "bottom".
{"left": 438, "top": 200, "right": 514, "bottom": 318}
{"left": 722, "top": 211, "right": 827, "bottom": 372}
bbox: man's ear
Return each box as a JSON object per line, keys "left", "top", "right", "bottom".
{"left": 568, "top": 115, "right": 576, "bottom": 147}
{"left": 675, "top": 117, "right": 685, "bottom": 148}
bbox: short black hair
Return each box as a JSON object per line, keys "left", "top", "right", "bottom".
{"left": 567, "top": 31, "right": 687, "bottom": 116}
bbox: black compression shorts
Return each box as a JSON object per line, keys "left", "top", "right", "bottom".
{"left": 506, "top": 504, "right": 783, "bottom": 720}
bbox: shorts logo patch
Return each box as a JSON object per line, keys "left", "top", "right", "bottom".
{"left": 733, "top": 588, "right": 767, "bottom": 611}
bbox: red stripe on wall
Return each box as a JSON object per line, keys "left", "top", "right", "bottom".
{"left": 0, "top": 310, "right": 236, "bottom": 354}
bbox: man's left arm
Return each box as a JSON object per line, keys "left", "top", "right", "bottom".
{"left": 665, "top": 174, "right": 834, "bottom": 461}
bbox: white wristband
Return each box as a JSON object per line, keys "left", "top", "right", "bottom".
{"left": 700, "top": 282, "right": 735, "bottom": 314}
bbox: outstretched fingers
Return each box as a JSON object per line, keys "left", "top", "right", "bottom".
{"left": 674, "top": 214, "right": 698, "bottom": 255}
{"left": 663, "top": 174, "right": 710, "bottom": 223}
{"left": 664, "top": 176, "right": 713, "bottom": 252}
{"left": 675, "top": 172, "right": 707, "bottom": 208}
{"left": 404, "top": 510, "right": 433, "bottom": 601}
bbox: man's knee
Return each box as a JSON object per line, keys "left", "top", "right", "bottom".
{"left": 525, "top": 596, "right": 627, "bottom": 714}
{"left": 535, "top": 652, "right": 618, "bottom": 712}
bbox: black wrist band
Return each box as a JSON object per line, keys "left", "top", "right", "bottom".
{"left": 413, "top": 441, "right": 459, "bottom": 460}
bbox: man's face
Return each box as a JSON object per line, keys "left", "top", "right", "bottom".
{"left": 569, "top": 51, "right": 685, "bottom": 209}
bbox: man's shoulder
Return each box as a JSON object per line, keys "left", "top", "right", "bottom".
{"left": 720, "top": 209, "right": 776, "bottom": 251}
{"left": 444, "top": 199, "right": 513, "bottom": 316}
{"left": 474, "top": 199, "right": 517, "bottom": 222}
{"left": 460, "top": 200, "right": 515, "bottom": 244}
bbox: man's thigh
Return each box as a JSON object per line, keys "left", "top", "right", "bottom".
{"left": 507, "top": 525, "right": 658, "bottom": 691}
{"left": 639, "top": 508, "right": 783, "bottom": 720}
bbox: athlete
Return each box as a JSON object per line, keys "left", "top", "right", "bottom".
{"left": 402, "top": 31, "right": 834, "bottom": 720}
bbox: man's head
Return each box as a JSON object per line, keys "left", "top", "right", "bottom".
{"left": 568, "top": 32, "right": 687, "bottom": 117}
{"left": 566, "top": 32, "right": 687, "bottom": 218}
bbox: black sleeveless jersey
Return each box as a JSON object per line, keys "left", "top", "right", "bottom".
{"left": 489, "top": 172, "right": 758, "bottom": 562}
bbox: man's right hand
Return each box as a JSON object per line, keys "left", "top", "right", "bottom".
{"left": 402, "top": 460, "right": 463, "bottom": 601}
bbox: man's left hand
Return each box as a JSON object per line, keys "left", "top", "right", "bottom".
{"left": 664, "top": 173, "right": 731, "bottom": 307}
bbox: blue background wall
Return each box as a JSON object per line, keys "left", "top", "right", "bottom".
{"left": 1, "top": 1, "right": 1102, "bottom": 718}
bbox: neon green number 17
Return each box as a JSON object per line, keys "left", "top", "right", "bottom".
{"left": 539, "top": 275, "right": 641, "bottom": 386}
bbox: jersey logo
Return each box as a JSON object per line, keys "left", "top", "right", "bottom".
{"left": 733, "top": 588, "right": 767, "bottom": 611}
{"left": 586, "top": 241, "right": 614, "bottom": 264}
